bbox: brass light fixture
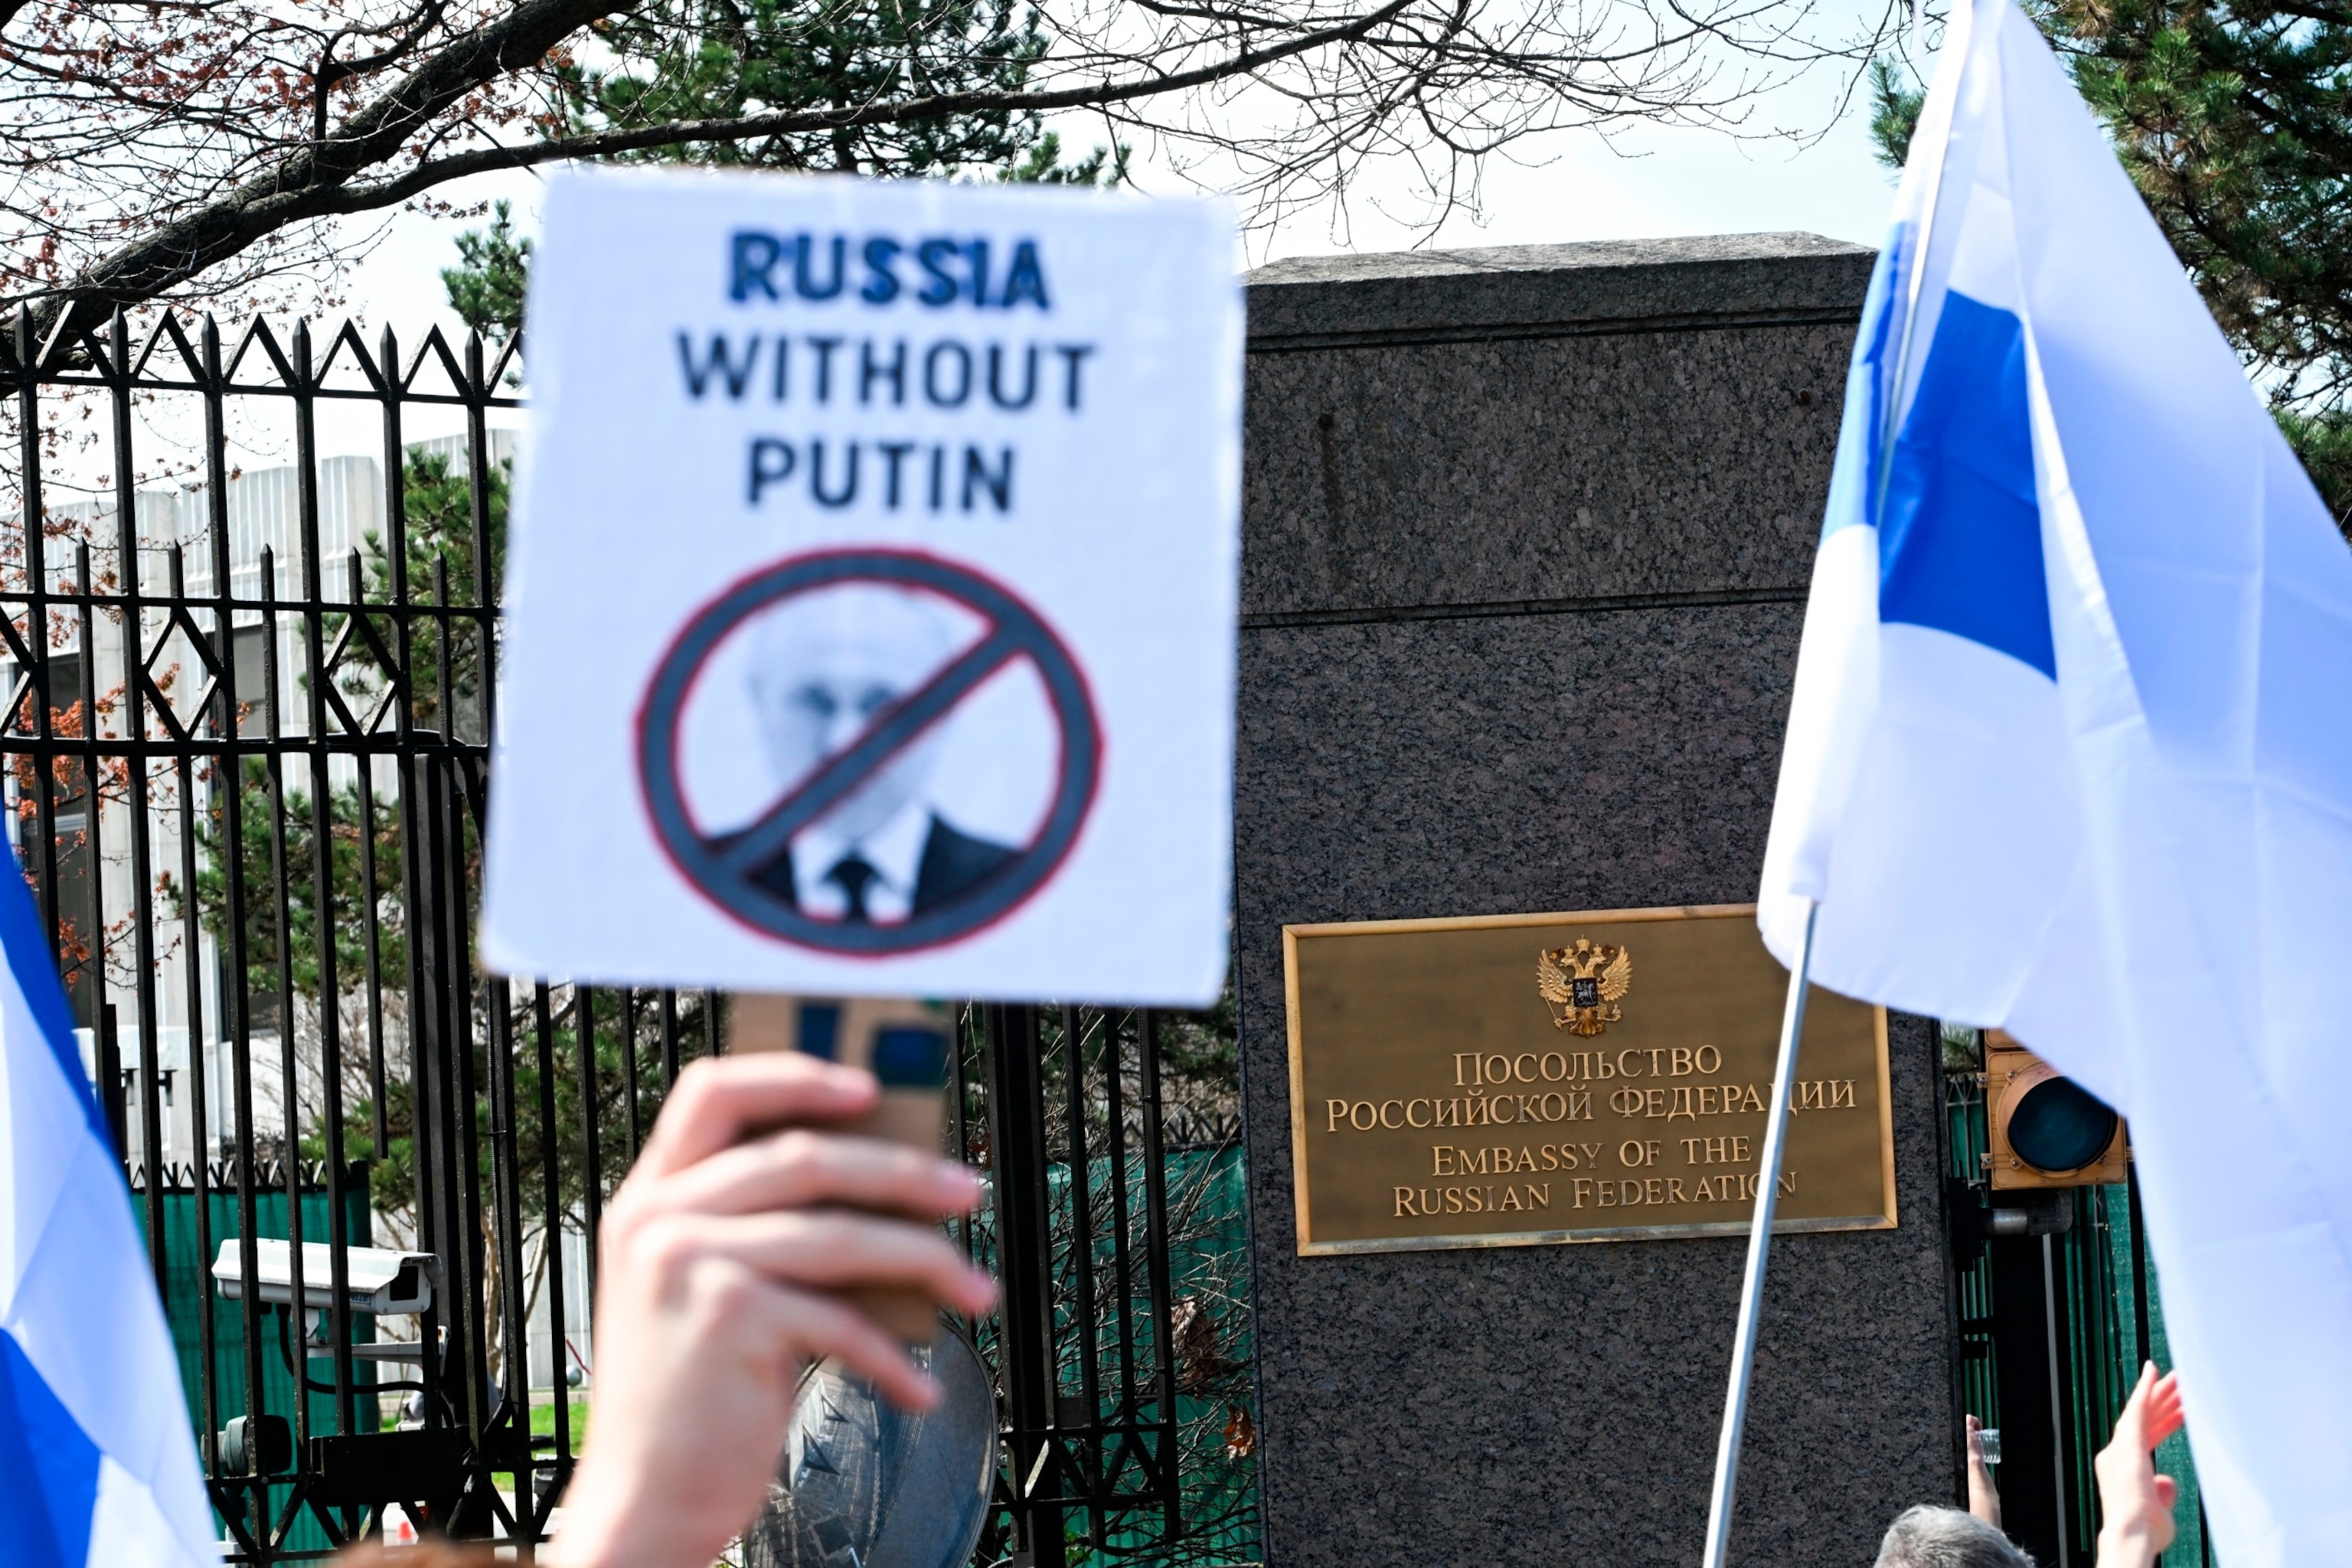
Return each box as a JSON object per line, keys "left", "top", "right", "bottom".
{"left": 1984, "top": 1029, "right": 2130, "bottom": 1190}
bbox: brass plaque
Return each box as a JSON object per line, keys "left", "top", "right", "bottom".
{"left": 1284, "top": 904, "right": 1895, "bottom": 1255}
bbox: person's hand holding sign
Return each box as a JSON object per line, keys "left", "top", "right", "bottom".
{"left": 485, "top": 165, "right": 1239, "bottom": 1566}
{"left": 544, "top": 1054, "right": 994, "bottom": 1568}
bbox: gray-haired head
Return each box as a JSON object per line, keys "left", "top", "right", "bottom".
{"left": 1874, "top": 1507, "right": 2036, "bottom": 1568}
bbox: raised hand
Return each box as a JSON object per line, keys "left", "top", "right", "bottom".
{"left": 544, "top": 1053, "right": 995, "bottom": 1568}
{"left": 1965, "top": 1413, "right": 2001, "bottom": 1528}
{"left": 2095, "top": 1362, "right": 2184, "bottom": 1568}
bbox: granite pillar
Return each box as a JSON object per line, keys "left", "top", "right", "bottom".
{"left": 1234, "top": 234, "right": 1958, "bottom": 1567}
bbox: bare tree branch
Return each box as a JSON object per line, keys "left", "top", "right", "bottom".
{"left": 309, "top": 0, "right": 1415, "bottom": 212}
{"left": 0, "top": 0, "right": 1880, "bottom": 339}
{"left": 18, "top": 0, "right": 622, "bottom": 338}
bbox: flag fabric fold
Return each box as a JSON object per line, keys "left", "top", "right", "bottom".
{"left": 1759, "top": 0, "right": 2352, "bottom": 1558}
{"left": 0, "top": 845, "right": 214, "bottom": 1565}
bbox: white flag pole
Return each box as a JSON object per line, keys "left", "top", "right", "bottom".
{"left": 1699, "top": 897, "right": 1818, "bottom": 1568}
{"left": 1703, "top": 38, "right": 1960, "bottom": 1553}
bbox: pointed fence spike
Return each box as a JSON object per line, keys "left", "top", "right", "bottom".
{"left": 37, "top": 302, "right": 78, "bottom": 372}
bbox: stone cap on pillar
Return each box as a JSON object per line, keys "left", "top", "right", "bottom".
{"left": 1236, "top": 231, "right": 1877, "bottom": 619}
{"left": 1243, "top": 231, "right": 1875, "bottom": 349}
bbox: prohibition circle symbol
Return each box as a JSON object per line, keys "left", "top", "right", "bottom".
{"left": 639, "top": 547, "right": 1102, "bottom": 956}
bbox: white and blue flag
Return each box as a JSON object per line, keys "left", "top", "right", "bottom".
{"left": 1760, "top": 0, "right": 2352, "bottom": 1557}
{"left": 0, "top": 849, "right": 213, "bottom": 1563}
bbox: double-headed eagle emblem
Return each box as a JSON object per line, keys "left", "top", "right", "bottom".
{"left": 1537, "top": 938, "right": 1632, "bottom": 1036}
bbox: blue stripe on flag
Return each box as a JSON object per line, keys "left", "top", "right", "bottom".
{"left": 1824, "top": 222, "right": 1913, "bottom": 543}
{"left": 1857, "top": 223, "right": 1913, "bottom": 536}
{"left": 0, "top": 835, "right": 105, "bottom": 1141}
{"left": 0, "top": 1331, "right": 101, "bottom": 1568}
{"left": 1878, "top": 290, "right": 2057, "bottom": 678}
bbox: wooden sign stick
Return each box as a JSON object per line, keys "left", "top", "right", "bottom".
{"left": 730, "top": 993, "right": 955, "bottom": 1342}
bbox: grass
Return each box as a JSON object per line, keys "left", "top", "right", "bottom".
{"left": 474, "top": 1392, "right": 595, "bottom": 1504}
{"left": 363, "top": 1386, "right": 597, "bottom": 1518}
{"left": 532, "top": 1393, "right": 593, "bottom": 1446}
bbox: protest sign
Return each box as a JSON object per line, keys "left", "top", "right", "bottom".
{"left": 482, "top": 170, "right": 1241, "bottom": 1004}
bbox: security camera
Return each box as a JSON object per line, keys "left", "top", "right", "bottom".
{"left": 214, "top": 1414, "right": 292, "bottom": 1476}
{"left": 211, "top": 1240, "right": 436, "bottom": 1317}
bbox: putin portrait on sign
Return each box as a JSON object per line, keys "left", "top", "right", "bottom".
{"left": 711, "top": 583, "right": 1018, "bottom": 925}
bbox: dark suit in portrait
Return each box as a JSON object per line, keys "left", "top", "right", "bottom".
{"left": 721, "top": 814, "right": 1018, "bottom": 920}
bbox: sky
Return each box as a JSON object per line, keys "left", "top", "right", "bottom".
{"left": 335, "top": 51, "right": 1904, "bottom": 341}
{"left": 196, "top": 34, "right": 1911, "bottom": 470}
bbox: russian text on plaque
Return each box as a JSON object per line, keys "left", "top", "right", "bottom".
{"left": 1283, "top": 904, "right": 1895, "bottom": 1255}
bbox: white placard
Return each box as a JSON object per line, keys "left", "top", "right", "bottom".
{"left": 482, "top": 169, "right": 1240, "bottom": 1004}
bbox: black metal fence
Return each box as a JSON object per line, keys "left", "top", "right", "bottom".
{"left": 1940, "top": 1028, "right": 2206, "bottom": 1567}
{"left": 955, "top": 1006, "right": 1259, "bottom": 1568}
{"left": 0, "top": 308, "right": 1258, "bottom": 1565}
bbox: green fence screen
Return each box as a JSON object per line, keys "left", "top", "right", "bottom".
{"left": 132, "top": 1181, "right": 383, "bottom": 1557}
{"left": 1947, "top": 1065, "right": 2207, "bottom": 1564}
